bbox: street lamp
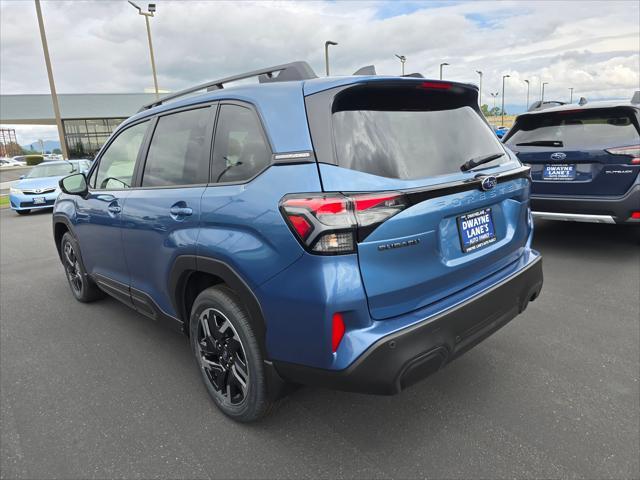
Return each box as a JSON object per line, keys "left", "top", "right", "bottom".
{"left": 129, "top": 1, "right": 159, "bottom": 99}
{"left": 524, "top": 79, "right": 530, "bottom": 110}
{"left": 439, "top": 62, "right": 449, "bottom": 80}
{"left": 476, "top": 70, "right": 483, "bottom": 105}
{"left": 324, "top": 40, "right": 338, "bottom": 76}
{"left": 490, "top": 92, "right": 499, "bottom": 114}
{"left": 501, "top": 74, "right": 510, "bottom": 127}
{"left": 395, "top": 54, "right": 406, "bottom": 75}
{"left": 541, "top": 82, "right": 549, "bottom": 103}
{"left": 569, "top": 87, "right": 574, "bottom": 103}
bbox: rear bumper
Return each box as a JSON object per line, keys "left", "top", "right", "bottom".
{"left": 274, "top": 254, "right": 543, "bottom": 395}
{"left": 530, "top": 183, "right": 640, "bottom": 224}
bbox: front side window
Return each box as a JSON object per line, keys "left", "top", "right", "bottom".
{"left": 93, "top": 121, "right": 148, "bottom": 189}
{"left": 211, "top": 104, "right": 271, "bottom": 183}
{"left": 142, "top": 107, "right": 211, "bottom": 187}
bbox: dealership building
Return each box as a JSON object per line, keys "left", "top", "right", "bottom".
{"left": 0, "top": 93, "right": 159, "bottom": 158}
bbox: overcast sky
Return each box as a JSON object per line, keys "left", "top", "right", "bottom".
{"left": 1, "top": 0, "right": 639, "bottom": 144}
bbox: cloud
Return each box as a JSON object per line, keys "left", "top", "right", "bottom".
{"left": 0, "top": 0, "right": 638, "bottom": 113}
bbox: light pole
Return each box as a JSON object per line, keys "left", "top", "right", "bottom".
{"left": 541, "top": 82, "right": 548, "bottom": 103}
{"left": 569, "top": 87, "right": 574, "bottom": 103}
{"left": 524, "top": 79, "right": 530, "bottom": 110}
{"left": 439, "top": 62, "right": 449, "bottom": 80}
{"left": 34, "top": 0, "right": 69, "bottom": 160}
{"left": 476, "top": 70, "right": 483, "bottom": 105}
{"left": 324, "top": 41, "right": 338, "bottom": 76}
{"left": 129, "top": 1, "right": 159, "bottom": 99}
{"left": 490, "top": 92, "right": 499, "bottom": 114}
{"left": 395, "top": 54, "right": 406, "bottom": 75}
{"left": 501, "top": 74, "right": 510, "bottom": 127}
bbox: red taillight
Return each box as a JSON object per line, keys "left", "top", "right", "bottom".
{"left": 288, "top": 215, "right": 313, "bottom": 240}
{"left": 331, "top": 313, "right": 345, "bottom": 352}
{"left": 280, "top": 192, "right": 407, "bottom": 254}
{"left": 418, "top": 81, "right": 451, "bottom": 90}
{"left": 605, "top": 145, "right": 640, "bottom": 164}
{"left": 353, "top": 193, "right": 401, "bottom": 211}
{"left": 631, "top": 212, "right": 640, "bottom": 219}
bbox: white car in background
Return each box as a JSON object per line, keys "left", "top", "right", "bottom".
{"left": 0, "top": 157, "right": 27, "bottom": 167}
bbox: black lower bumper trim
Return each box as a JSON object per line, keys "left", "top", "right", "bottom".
{"left": 530, "top": 183, "right": 640, "bottom": 223}
{"left": 274, "top": 255, "right": 543, "bottom": 395}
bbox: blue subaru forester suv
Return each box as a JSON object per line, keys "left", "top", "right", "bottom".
{"left": 503, "top": 92, "right": 640, "bottom": 224}
{"left": 53, "top": 62, "right": 543, "bottom": 421}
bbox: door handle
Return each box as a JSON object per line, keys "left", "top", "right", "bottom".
{"left": 169, "top": 206, "right": 193, "bottom": 217}
{"left": 107, "top": 203, "right": 121, "bottom": 214}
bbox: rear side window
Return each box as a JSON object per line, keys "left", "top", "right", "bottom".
{"left": 505, "top": 108, "right": 640, "bottom": 149}
{"left": 94, "top": 121, "right": 148, "bottom": 189}
{"left": 330, "top": 84, "right": 506, "bottom": 180}
{"left": 142, "top": 107, "right": 211, "bottom": 187}
{"left": 211, "top": 104, "right": 271, "bottom": 183}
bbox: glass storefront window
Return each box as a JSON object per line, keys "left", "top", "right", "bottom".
{"left": 63, "top": 118, "right": 126, "bottom": 159}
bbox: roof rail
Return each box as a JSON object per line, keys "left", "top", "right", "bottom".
{"left": 631, "top": 91, "right": 640, "bottom": 104}
{"left": 139, "top": 61, "right": 317, "bottom": 111}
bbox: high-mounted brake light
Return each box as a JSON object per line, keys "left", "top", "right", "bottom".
{"left": 631, "top": 211, "right": 640, "bottom": 219}
{"left": 605, "top": 145, "right": 640, "bottom": 164}
{"left": 280, "top": 192, "right": 407, "bottom": 254}
{"left": 418, "top": 81, "right": 451, "bottom": 90}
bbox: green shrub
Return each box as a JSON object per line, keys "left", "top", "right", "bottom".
{"left": 25, "top": 155, "right": 44, "bottom": 166}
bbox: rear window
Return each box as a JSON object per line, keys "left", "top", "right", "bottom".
{"left": 330, "top": 85, "right": 506, "bottom": 180}
{"left": 505, "top": 108, "right": 640, "bottom": 149}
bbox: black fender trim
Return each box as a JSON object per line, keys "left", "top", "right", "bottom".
{"left": 52, "top": 214, "right": 74, "bottom": 260}
{"left": 169, "top": 255, "right": 267, "bottom": 345}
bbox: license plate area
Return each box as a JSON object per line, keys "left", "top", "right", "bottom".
{"left": 457, "top": 208, "right": 497, "bottom": 253}
{"left": 543, "top": 164, "right": 576, "bottom": 180}
{"left": 33, "top": 197, "right": 46, "bottom": 205}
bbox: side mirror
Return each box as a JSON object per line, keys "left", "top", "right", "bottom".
{"left": 60, "top": 173, "right": 88, "bottom": 196}
{"left": 19, "top": 175, "right": 25, "bottom": 180}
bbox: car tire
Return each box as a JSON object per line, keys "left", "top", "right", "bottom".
{"left": 16, "top": 209, "right": 30, "bottom": 215}
{"left": 60, "top": 232, "right": 104, "bottom": 303}
{"left": 190, "top": 285, "right": 274, "bottom": 422}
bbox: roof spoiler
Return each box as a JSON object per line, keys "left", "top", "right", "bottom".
{"left": 402, "top": 72, "right": 424, "bottom": 78}
{"left": 631, "top": 91, "right": 640, "bottom": 104}
{"left": 139, "top": 61, "right": 317, "bottom": 111}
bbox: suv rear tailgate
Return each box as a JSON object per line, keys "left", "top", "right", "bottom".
{"left": 306, "top": 79, "right": 532, "bottom": 319}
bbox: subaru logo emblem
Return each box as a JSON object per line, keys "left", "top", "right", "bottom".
{"left": 550, "top": 152, "right": 567, "bottom": 161}
{"left": 480, "top": 176, "right": 497, "bottom": 191}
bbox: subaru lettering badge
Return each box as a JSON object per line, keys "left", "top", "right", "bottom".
{"left": 480, "top": 176, "right": 497, "bottom": 191}
{"left": 550, "top": 152, "right": 567, "bottom": 161}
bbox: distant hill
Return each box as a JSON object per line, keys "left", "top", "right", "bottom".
{"left": 24, "top": 140, "right": 61, "bottom": 153}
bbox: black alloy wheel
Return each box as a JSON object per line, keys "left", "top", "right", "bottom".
{"left": 196, "top": 307, "right": 250, "bottom": 406}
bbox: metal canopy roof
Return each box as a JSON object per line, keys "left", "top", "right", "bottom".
{"left": 0, "top": 93, "right": 160, "bottom": 124}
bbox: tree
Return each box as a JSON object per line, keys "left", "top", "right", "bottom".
{"left": 481, "top": 104, "right": 490, "bottom": 116}
{"left": 52, "top": 148, "right": 62, "bottom": 154}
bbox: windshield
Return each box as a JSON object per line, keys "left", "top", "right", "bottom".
{"left": 26, "top": 162, "right": 80, "bottom": 179}
{"left": 505, "top": 108, "right": 640, "bottom": 149}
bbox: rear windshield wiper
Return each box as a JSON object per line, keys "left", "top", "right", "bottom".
{"left": 515, "top": 140, "right": 563, "bottom": 147}
{"left": 460, "top": 152, "right": 505, "bottom": 172}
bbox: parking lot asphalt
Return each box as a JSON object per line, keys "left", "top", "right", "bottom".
{"left": 1, "top": 207, "right": 638, "bottom": 479}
